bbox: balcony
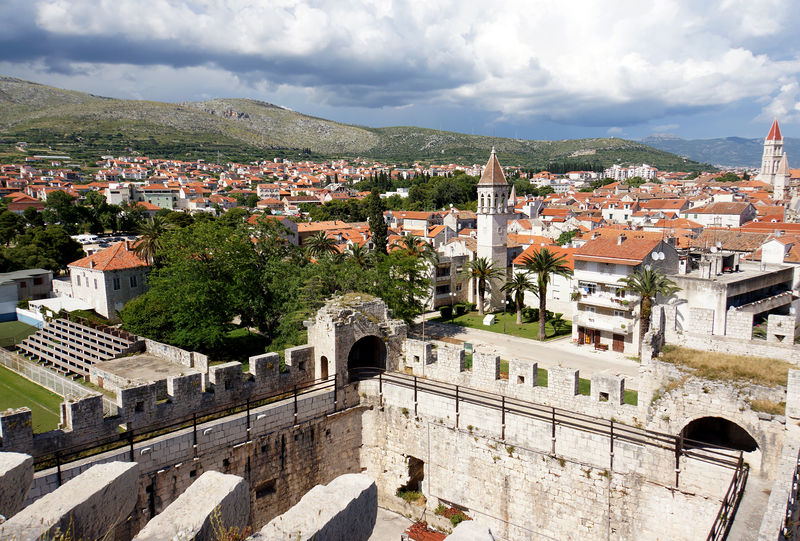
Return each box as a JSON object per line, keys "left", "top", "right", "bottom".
{"left": 573, "top": 313, "right": 633, "bottom": 335}
{"left": 575, "top": 291, "right": 635, "bottom": 311}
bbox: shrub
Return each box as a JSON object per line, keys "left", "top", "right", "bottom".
{"left": 454, "top": 304, "right": 466, "bottom": 316}
{"left": 464, "top": 302, "right": 476, "bottom": 312}
{"left": 522, "top": 307, "right": 539, "bottom": 322}
{"left": 439, "top": 305, "right": 453, "bottom": 319}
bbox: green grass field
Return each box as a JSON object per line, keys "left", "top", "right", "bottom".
{"left": 0, "top": 320, "right": 38, "bottom": 346}
{"left": 438, "top": 311, "right": 572, "bottom": 341}
{"left": 0, "top": 364, "right": 62, "bottom": 432}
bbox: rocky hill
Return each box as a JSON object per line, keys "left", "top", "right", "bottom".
{"left": 0, "top": 76, "right": 710, "bottom": 170}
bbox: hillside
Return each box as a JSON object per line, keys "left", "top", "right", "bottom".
{"left": 0, "top": 76, "right": 711, "bottom": 170}
{"left": 642, "top": 135, "right": 800, "bottom": 169}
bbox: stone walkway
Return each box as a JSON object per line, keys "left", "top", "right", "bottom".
{"left": 413, "top": 321, "right": 642, "bottom": 387}
{"left": 369, "top": 507, "right": 413, "bottom": 540}
{"left": 728, "top": 472, "right": 772, "bottom": 541}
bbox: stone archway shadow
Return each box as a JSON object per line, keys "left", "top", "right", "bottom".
{"left": 680, "top": 416, "right": 759, "bottom": 453}
{"left": 348, "top": 335, "right": 387, "bottom": 379}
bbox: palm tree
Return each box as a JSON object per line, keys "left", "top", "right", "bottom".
{"left": 501, "top": 272, "right": 538, "bottom": 324}
{"left": 391, "top": 233, "right": 438, "bottom": 264}
{"left": 459, "top": 257, "right": 504, "bottom": 315}
{"left": 346, "top": 243, "right": 372, "bottom": 268}
{"left": 304, "top": 231, "right": 339, "bottom": 258}
{"left": 521, "top": 247, "right": 573, "bottom": 340}
{"left": 618, "top": 267, "right": 680, "bottom": 357}
{"left": 134, "top": 216, "right": 168, "bottom": 265}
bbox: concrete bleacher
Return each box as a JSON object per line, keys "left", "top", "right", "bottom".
{"left": 15, "top": 318, "right": 139, "bottom": 377}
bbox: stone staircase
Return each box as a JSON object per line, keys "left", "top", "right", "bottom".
{"left": 15, "top": 318, "right": 139, "bottom": 377}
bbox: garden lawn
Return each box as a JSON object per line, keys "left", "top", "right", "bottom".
{"left": 439, "top": 311, "right": 571, "bottom": 341}
{"left": 0, "top": 365, "right": 62, "bottom": 432}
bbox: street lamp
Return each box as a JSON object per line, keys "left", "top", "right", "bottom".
{"left": 450, "top": 291, "right": 456, "bottom": 322}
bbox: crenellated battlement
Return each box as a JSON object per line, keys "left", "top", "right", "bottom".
{"left": 0, "top": 345, "right": 317, "bottom": 457}
{"left": 401, "top": 339, "right": 635, "bottom": 419}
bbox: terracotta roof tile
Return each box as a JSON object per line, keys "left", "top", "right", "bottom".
{"left": 69, "top": 241, "right": 149, "bottom": 271}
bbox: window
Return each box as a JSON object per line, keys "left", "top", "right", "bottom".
{"left": 585, "top": 283, "right": 597, "bottom": 295}
{"left": 94, "top": 279, "right": 98, "bottom": 289}
{"left": 76, "top": 276, "right": 81, "bottom": 287}
{"left": 585, "top": 306, "right": 596, "bottom": 313}
{"left": 113, "top": 278, "right": 120, "bottom": 290}
{"left": 613, "top": 310, "right": 625, "bottom": 318}
{"left": 19, "top": 282, "right": 26, "bottom": 288}
{"left": 33, "top": 277, "right": 43, "bottom": 286}
{"left": 130, "top": 275, "right": 138, "bottom": 288}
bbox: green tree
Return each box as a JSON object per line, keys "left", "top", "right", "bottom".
{"left": 5, "top": 226, "right": 84, "bottom": 273}
{"left": 501, "top": 272, "right": 537, "bottom": 324}
{"left": 618, "top": 267, "right": 680, "bottom": 357}
{"left": 365, "top": 191, "right": 388, "bottom": 254}
{"left": 459, "top": 257, "right": 504, "bottom": 315}
{"left": 134, "top": 216, "right": 169, "bottom": 265}
{"left": 346, "top": 243, "right": 373, "bottom": 268}
{"left": 556, "top": 230, "right": 579, "bottom": 246}
{"left": 304, "top": 231, "right": 339, "bottom": 258}
{"left": 391, "top": 234, "right": 437, "bottom": 264}
{"left": 521, "top": 247, "right": 573, "bottom": 340}
{"left": 43, "top": 190, "right": 82, "bottom": 233}
{"left": 0, "top": 211, "right": 23, "bottom": 245}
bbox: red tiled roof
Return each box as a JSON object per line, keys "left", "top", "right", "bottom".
{"left": 574, "top": 236, "right": 661, "bottom": 265}
{"left": 69, "top": 241, "right": 149, "bottom": 271}
{"left": 767, "top": 118, "right": 782, "bottom": 141}
{"left": 513, "top": 245, "right": 576, "bottom": 270}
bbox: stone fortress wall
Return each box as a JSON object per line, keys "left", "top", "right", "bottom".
{"left": 0, "top": 294, "right": 797, "bottom": 540}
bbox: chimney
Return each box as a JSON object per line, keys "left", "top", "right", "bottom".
{"left": 592, "top": 232, "right": 600, "bottom": 240}
{"left": 90, "top": 260, "right": 95, "bottom": 269}
{"left": 617, "top": 234, "right": 626, "bottom": 245}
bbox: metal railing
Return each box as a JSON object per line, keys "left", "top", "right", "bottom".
{"left": 780, "top": 447, "right": 800, "bottom": 541}
{"left": 32, "top": 374, "right": 343, "bottom": 484}
{"left": 351, "top": 367, "right": 744, "bottom": 472}
{"left": 707, "top": 455, "right": 749, "bottom": 541}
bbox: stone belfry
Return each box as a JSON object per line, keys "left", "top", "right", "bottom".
{"left": 476, "top": 147, "right": 509, "bottom": 311}
{"left": 757, "top": 119, "right": 787, "bottom": 200}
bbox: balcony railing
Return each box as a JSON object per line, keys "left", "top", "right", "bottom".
{"left": 576, "top": 291, "right": 634, "bottom": 311}
{"left": 573, "top": 313, "right": 633, "bottom": 335}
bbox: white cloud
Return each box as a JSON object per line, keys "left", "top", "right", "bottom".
{"left": 11, "top": 0, "right": 800, "bottom": 127}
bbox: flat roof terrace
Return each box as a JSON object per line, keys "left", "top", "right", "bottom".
{"left": 679, "top": 261, "right": 792, "bottom": 285}
{"left": 90, "top": 354, "right": 202, "bottom": 398}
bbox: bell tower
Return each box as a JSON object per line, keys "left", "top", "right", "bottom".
{"left": 476, "top": 148, "right": 509, "bottom": 311}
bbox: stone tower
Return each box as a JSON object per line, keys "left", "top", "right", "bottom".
{"left": 476, "top": 148, "right": 509, "bottom": 311}
{"left": 757, "top": 119, "right": 786, "bottom": 199}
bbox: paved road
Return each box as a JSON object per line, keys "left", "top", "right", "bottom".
{"left": 413, "top": 320, "right": 642, "bottom": 387}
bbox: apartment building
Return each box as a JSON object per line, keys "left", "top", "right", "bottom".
{"left": 571, "top": 234, "right": 679, "bottom": 354}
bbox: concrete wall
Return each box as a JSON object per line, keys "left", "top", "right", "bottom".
{"left": 0, "top": 452, "right": 33, "bottom": 518}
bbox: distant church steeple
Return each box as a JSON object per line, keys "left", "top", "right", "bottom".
{"left": 757, "top": 119, "right": 788, "bottom": 200}
{"left": 476, "top": 148, "right": 509, "bottom": 311}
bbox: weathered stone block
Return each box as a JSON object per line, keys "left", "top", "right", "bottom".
{"left": 548, "top": 366, "right": 579, "bottom": 397}
{"left": 254, "top": 473, "right": 377, "bottom": 541}
{"left": 0, "top": 408, "right": 33, "bottom": 454}
{"left": 0, "top": 461, "right": 139, "bottom": 541}
{"left": 0, "top": 452, "right": 33, "bottom": 518}
{"left": 509, "top": 359, "right": 537, "bottom": 388}
{"left": 590, "top": 372, "right": 625, "bottom": 405}
{"left": 688, "top": 307, "right": 714, "bottom": 335}
{"left": 787, "top": 370, "right": 800, "bottom": 420}
{"left": 473, "top": 352, "right": 500, "bottom": 383}
{"left": 134, "top": 471, "right": 250, "bottom": 541}
{"left": 767, "top": 314, "right": 795, "bottom": 344}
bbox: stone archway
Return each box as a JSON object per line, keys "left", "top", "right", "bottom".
{"left": 680, "top": 417, "right": 759, "bottom": 452}
{"left": 347, "top": 335, "right": 387, "bottom": 378}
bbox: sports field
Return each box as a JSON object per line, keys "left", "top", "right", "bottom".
{"left": 0, "top": 364, "right": 62, "bottom": 432}
{"left": 0, "top": 320, "right": 37, "bottom": 346}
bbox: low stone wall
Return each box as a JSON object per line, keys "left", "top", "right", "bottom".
{"left": 0, "top": 461, "right": 139, "bottom": 541}
{"left": 253, "top": 473, "right": 377, "bottom": 541}
{"left": 134, "top": 471, "right": 250, "bottom": 541}
{"left": 757, "top": 439, "right": 800, "bottom": 540}
{"left": 143, "top": 339, "right": 209, "bottom": 372}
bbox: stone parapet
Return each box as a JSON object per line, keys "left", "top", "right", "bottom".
{"left": 0, "top": 452, "right": 33, "bottom": 518}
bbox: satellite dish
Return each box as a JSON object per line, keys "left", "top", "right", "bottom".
{"left": 657, "top": 252, "right": 665, "bottom": 260}
{"left": 651, "top": 252, "right": 660, "bottom": 261}
{"left": 710, "top": 246, "right": 718, "bottom": 253}
{"left": 716, "top": 241, "right": 723, "bottom": 248}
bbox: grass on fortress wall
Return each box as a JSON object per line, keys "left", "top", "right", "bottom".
{"left": 0, "top": 364, "right": 62, "bottom": 432}
{"left": 658, "top": 345, "right": 792, "bottom": 387}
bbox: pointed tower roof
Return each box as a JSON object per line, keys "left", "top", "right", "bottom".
{"left": 778, "top": 153, "right": 790, "bottom": 176}
{"left": 767, "top": 118, "right": 783, "bottom": 141}
{"left": 478, "top": 147, "right": 507, "bottom": 186}
{"left": 509, "top": 184, "right": 517, "bottom": 206}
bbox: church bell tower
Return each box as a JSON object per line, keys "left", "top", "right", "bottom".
{"left": 476, "top": 148, "right": 509, "bottom": 311}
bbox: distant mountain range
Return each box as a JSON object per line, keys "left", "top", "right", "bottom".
{"left": 642, "top": 135, "right": 800, "bottom": 169}
{"left": 0, "top": 76, "right": 712, "bottom": 171}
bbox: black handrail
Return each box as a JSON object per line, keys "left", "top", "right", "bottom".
{"left": 707, "top": 456, "right": 749, "bottom": 541}
{"left": 32, "top": 374, "right": 339, "bottom": 472}
{"left": 350, "top": 367, "right": 744, "bottom": 469}
{"left": 780, "top": 447, "right": 800, "bottom": 541}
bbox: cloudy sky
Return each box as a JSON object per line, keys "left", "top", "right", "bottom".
{"left": 2, "top": 0, "right": 800, "bottom": 141}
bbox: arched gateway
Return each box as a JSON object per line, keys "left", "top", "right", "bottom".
{"left": 680, "top": 416, "right": 759, "bottom": 452}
